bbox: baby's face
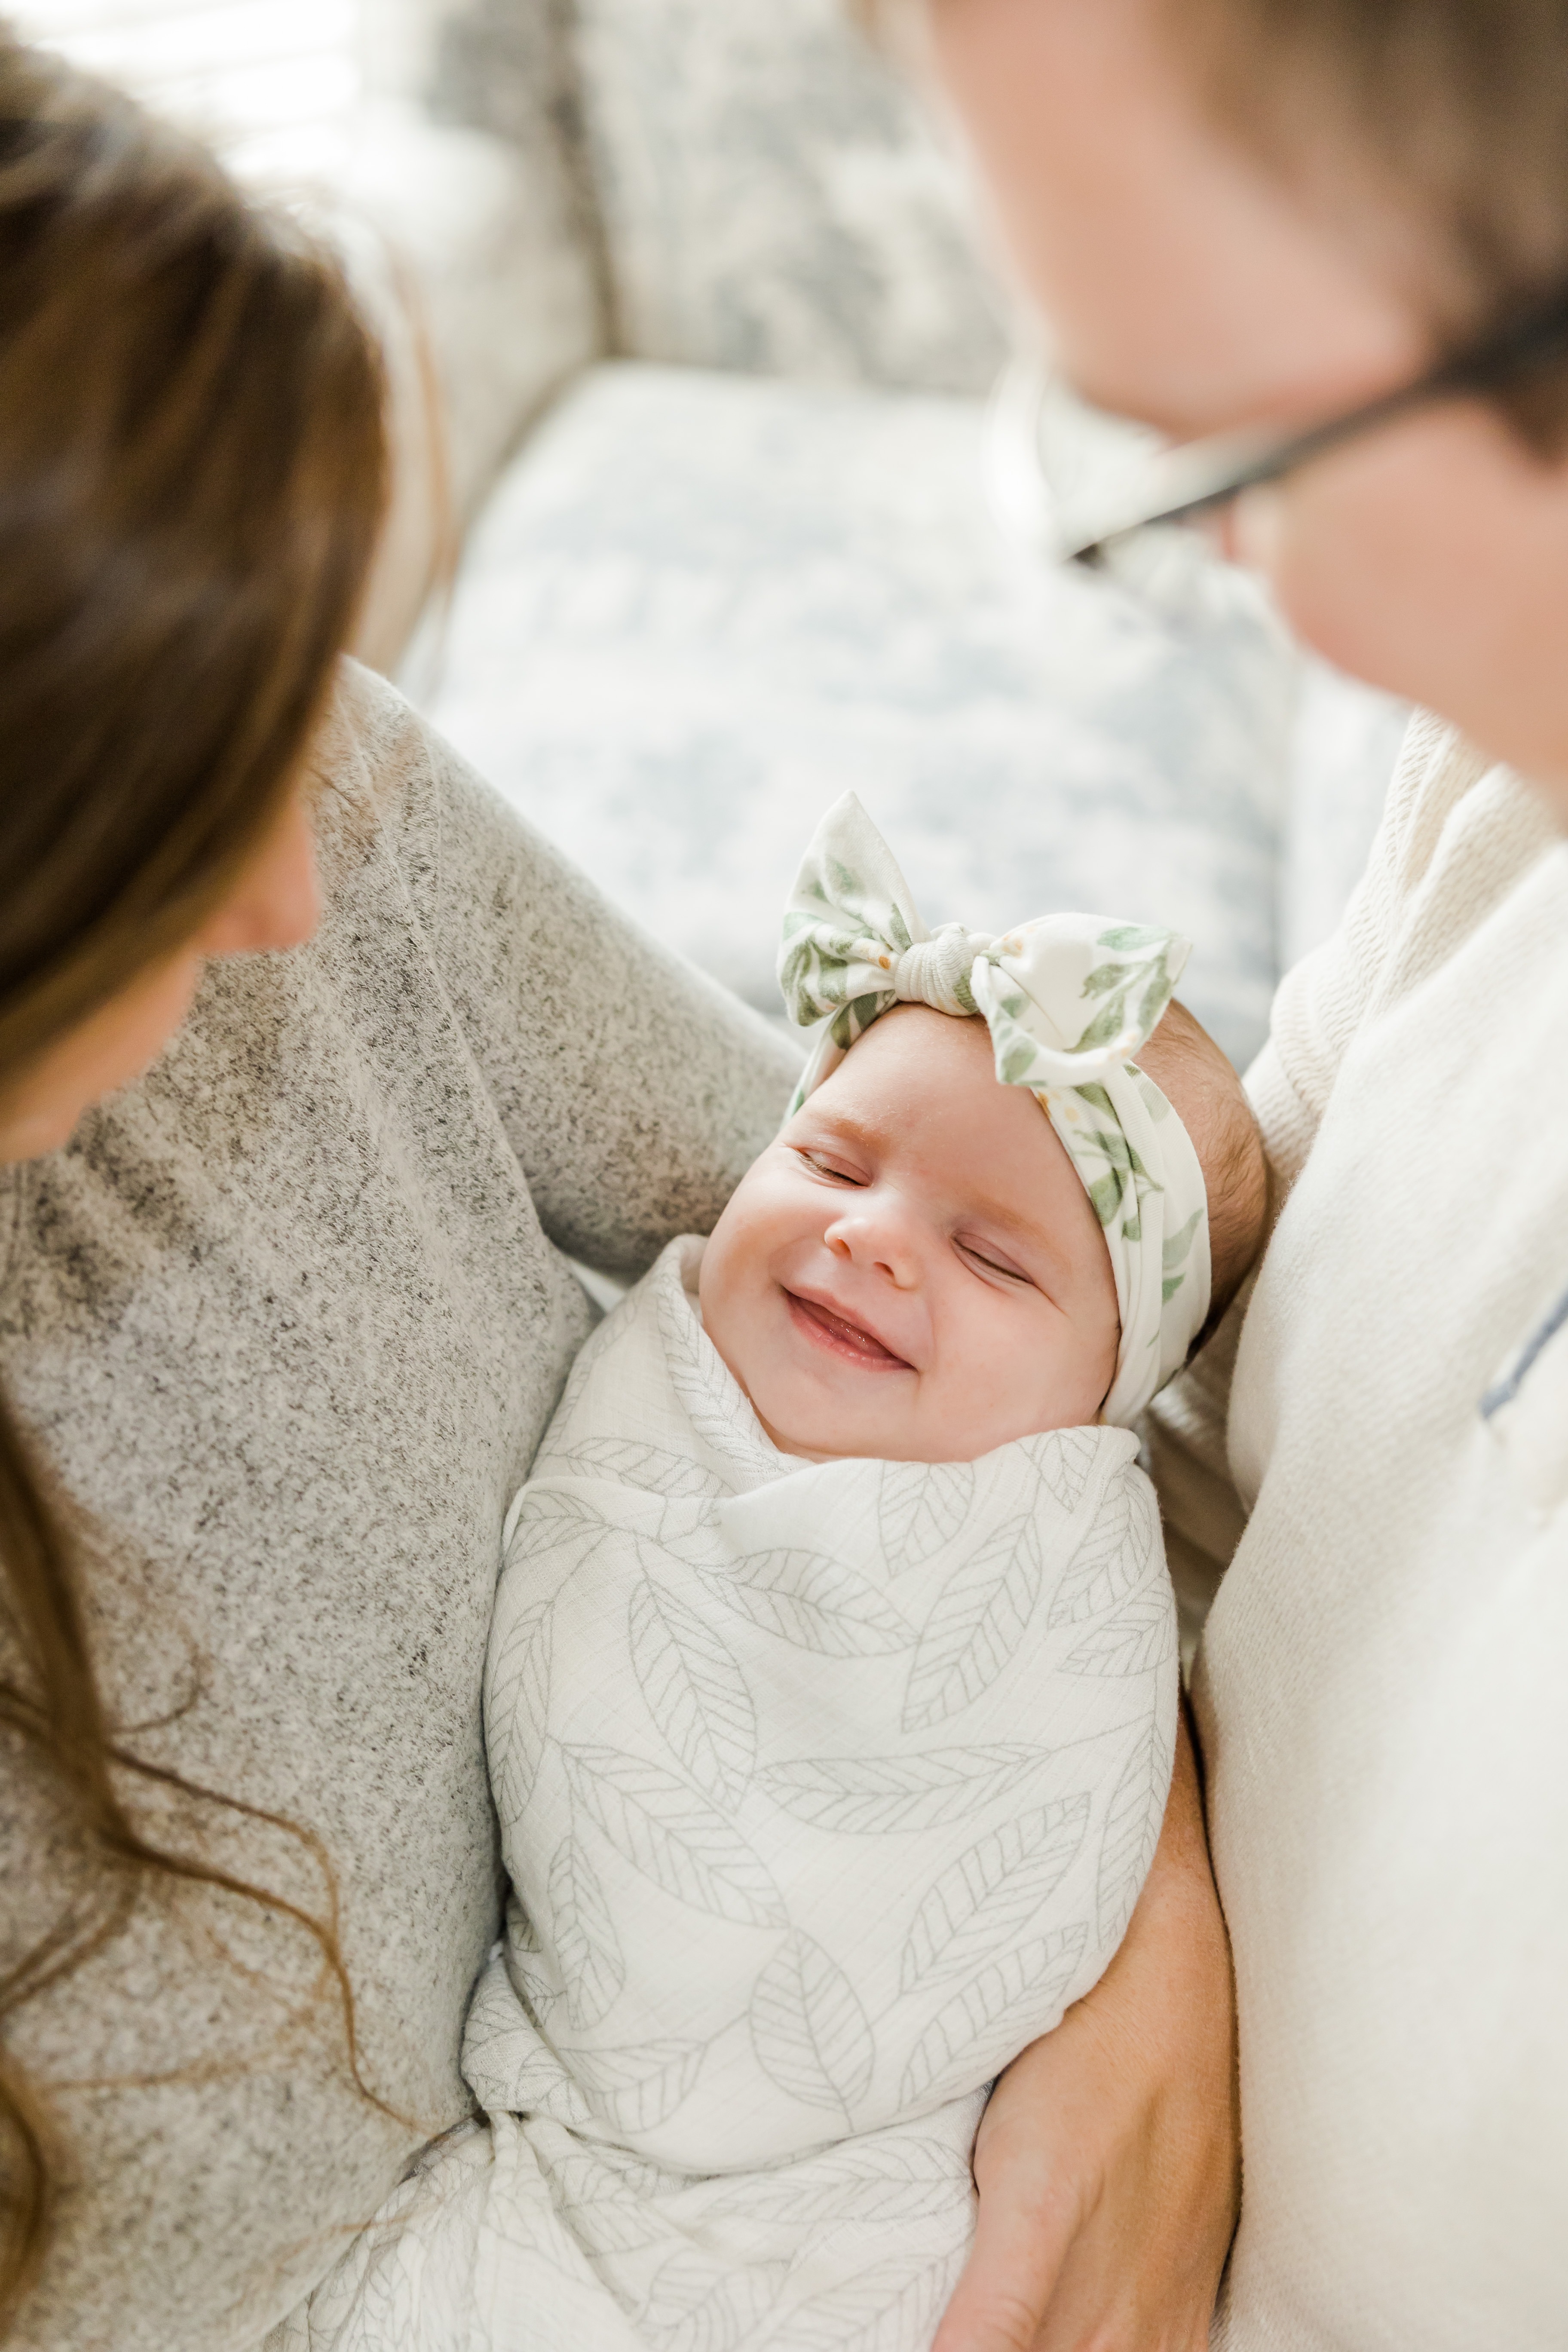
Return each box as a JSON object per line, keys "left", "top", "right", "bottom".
{"left": 699, "top": 1007, "right": 1120, "bottom": 1464}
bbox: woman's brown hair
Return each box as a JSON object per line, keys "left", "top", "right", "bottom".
{"left": 0, "top": 35, "right": 389, "bottom": 2322}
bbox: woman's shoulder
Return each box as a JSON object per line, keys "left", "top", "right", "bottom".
{"left": 320, "top": 651, "right": 423, "bottom": 770}
{"left": 306, "top": 657, "right": 581, "bottom": 981}
{"left": 312, "top": 655, "right": 494, "bottom": 888}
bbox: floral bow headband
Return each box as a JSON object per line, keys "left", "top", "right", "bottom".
{"left": 777, "top": 793, "right": 1210, "bottom": 1426}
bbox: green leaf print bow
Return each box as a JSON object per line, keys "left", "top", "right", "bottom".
{"left": 777, "top": 793, "right": 1211, "bottom": 1425}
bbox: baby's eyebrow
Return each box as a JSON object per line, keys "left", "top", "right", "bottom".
{"left": 796, "top": 1106, "right": 893, "bottom": 1152}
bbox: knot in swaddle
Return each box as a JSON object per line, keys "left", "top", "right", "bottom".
{"left": 777, "top": 792, "right": 1212, "bottom": 1425}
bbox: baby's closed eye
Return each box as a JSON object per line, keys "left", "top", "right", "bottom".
{"left": 794, "top": 1146, "right": 867, "bottom": 1186}
{"left": 954, "top": 1235, "right": 1035, "bottom": 1286}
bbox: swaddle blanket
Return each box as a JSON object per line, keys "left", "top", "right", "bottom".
{"left": 276, "top": 1240, "right": 1176, "bottom": 2352}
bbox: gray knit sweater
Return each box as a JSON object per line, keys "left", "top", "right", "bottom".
{"left": 0, "top": 663, "right": 801, "bottom": 2352}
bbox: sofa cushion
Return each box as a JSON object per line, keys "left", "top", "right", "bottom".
{"left": 332, "top": 100, "right": 608, "bottom": 672}
{"left": 340, "top": 104, "right": 603, "bottom": 529}
{"left": 572, "top": 0, "right": 1010, "bottom": 395}
{"left": 417, "top": 362, "right": 1299, "bottom": 1067}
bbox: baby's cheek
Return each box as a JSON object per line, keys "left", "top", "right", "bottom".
{"left": 960, "top": 1296, "right": 1106, "bottom": 1444}
{"left": 696, "top": 1221, "right": 761, "bottom": 1389}
{"left": 703, "top": 1255, "right": 811, "bottom": 1439}
{"left": 1067, "top": 1320, "right": 1121, "bottom": 1428}
{"left": 928, "top": 1295, "right": 1029, "bottom": 1449}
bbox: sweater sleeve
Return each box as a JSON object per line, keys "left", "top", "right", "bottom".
{"left": 1146, "top": 708, "right": 1486, "bottom": 1615}
{"left": 338, "top": 664, "right": 805, "bottom": 1277}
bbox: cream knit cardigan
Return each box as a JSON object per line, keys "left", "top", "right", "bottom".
{"left": 1153, "top": 712, "right": 1568, "bottom": 2348}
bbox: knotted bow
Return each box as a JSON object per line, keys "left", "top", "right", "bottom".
{"left": 777, "top": 793, "right": 1211, "bottom": 1425}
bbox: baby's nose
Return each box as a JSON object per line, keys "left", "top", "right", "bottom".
{"left": 825, "top": 1209, "right": 920, "bottom": 1288}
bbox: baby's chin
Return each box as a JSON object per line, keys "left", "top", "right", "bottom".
{"left": 747, "top": 1384, "right": 996, "bottom": 1466}
{"left": 748, "top": 1375, "right": 1102, "bottom": 1464}
{"left": 757, "top": 1342, "right": 906, "bottom": 1452}
{"left": 747, "top": 1386, "right": 890, "bottom": 1463}
{"left": 710, "top": 1297, "right": 918, "bottom": 1460}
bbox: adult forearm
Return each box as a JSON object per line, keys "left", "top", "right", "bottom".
{"left": 934, "top": 1709, "right": 1238, "bottom": 2352}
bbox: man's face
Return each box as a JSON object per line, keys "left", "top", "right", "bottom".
{"left": 929, "top": 0, "right": 1568, "bottom": 802}
{"left": 698, "top": 1007, "right": 1120, "bottom": 1463}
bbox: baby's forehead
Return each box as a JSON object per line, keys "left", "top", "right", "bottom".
{"left": 805, "top": 1020, "right": 1083, "bottom": 1233}
{"left": 834, "top": 1000, "right": 995, "bottom": 1084}
{"left": 816, "top": 1008, "right": 1008, "bottom": 1131}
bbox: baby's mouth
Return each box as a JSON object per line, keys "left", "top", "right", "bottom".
{"left": 784, "top": 1288, "right": 913, "bottom": 1371}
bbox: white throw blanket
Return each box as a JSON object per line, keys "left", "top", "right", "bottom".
{"left": 276, "top": 1238, "right": 1176, "bottom": 2352}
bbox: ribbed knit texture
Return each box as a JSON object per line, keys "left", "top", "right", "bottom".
{"left": 1160, "top": 715, "right": 1568, "bottom": 2348}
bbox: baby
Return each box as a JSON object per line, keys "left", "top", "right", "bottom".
{"left": 280, "top": 798, "right": 1264, "bottom": 2352}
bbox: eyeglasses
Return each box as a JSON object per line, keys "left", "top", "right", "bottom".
{"left": 1055, "top": 280, "right": 1568, "bottom": 570}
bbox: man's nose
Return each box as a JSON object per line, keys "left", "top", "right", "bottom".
{"left": 823, "top": 1203, "right": 921, "bottom": 1289}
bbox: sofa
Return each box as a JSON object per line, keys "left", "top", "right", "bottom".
{"left": 346, "top": 0, "right": 1408, "bottom": 1070}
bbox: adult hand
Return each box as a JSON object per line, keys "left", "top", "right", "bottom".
{"left": 933, "top": 1713, "right": 1237, "bottom": 2352}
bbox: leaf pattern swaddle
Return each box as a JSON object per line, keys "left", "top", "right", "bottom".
{"left": 461, "top": 1239, "right": 1175, "bottom": 2345}
{"left": 273, "top": 1239, "right": 1178, "bottom": 2352}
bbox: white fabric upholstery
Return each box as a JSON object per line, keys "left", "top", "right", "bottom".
{"left": 573, "top": 0, "right": 1010, "bottom": 394}
{"left": 420, "top": 363, "right": 1300, "bottom": 1067}
{"left": 339, "top": 103, "right": 602, "bottom": 528}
